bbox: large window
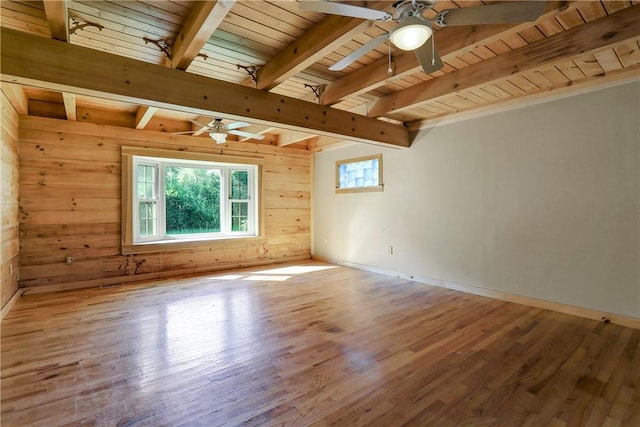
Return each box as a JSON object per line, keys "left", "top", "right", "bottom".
{"left": 122, "top": 147, "right": 262, "bottom": 253}
{"left": 335, "top": 154, "right": 383, "bottom": 193}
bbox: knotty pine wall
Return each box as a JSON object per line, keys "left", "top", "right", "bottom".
{"left": 1, "top": 89, "right": 21, "bottom": 309}
{"left": 18, "top": 115, "right": 311, "bottom": 292}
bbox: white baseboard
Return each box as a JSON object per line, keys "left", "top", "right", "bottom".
{"left": 313, "top": 255, "right": 640, "bottom": 330}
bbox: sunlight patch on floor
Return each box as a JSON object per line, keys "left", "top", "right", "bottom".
{"left": 204, "top": 264, "right": 338, "bottom": 282}
{"left": 254, "top": 265, "right": 337, "bottom": 275}
{"left": 243, "top": 275, "right": 291, "bottom": 282}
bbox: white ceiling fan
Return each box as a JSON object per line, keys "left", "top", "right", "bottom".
{"left": 174, "top": 118, "right": 266, "bottom": 144}
{"left": 300, "top": 0, "right": 547, "bottom": 74}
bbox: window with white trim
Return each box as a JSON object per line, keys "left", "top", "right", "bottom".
{"left": 131, "top": 156, "right": 258, "bottom": 245}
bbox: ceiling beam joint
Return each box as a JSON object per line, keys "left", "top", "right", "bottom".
{"left": 170, "top": 0, "right": 236, "bottom": 70}
{"left": 243, "top": 1, "right": 391, "bottom": 90}
{"left": 42, "top": 0, "right": 69, "bottom": 42}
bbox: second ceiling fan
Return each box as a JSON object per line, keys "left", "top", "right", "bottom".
{"left": 300, "top": 0, "right": 547, "bottom": 74}
{"left": 174, "top": 118, "right": 266, "bottom": 144}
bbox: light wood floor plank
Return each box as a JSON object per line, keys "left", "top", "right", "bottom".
{"left": 1, "top": 261, "right": 639, "bottom": 426}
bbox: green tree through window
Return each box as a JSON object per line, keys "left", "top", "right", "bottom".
{"left": 165, "top": 166, "right": 221, "bottom": 234}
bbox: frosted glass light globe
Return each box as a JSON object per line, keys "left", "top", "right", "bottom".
{"left": 390, "top": 18, "right": 433, "bottom": 51}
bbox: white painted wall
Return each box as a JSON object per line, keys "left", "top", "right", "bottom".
{"left": 313, "top": 82, "right": 640, "bottom": 318}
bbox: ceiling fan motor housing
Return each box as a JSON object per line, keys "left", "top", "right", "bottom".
{"left": 393, "top": 0, "right": 435, "bottom": 19}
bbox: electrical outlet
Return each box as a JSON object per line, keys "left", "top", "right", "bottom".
{"left": 66, "top": 255, "right": 74, "bottom": 265}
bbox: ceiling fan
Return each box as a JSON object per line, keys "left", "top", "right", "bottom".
{"left": 299, "top": 0, "right": 546, "bottom": 74}
{"left": 174, "top": 118, "right": 266, "bottom": 144}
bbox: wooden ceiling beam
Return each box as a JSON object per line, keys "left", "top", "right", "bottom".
{"left": 62, "top": 92, "right": 76, "bottom": 121}
{"left": 321, "top": 1, "right": 575, "bottom": 106}
{"left": 1, "top": 82, "right": 28, "bottom": 115}
{"left": 155, "top": 1, "right": 235, "bottom": 131}
{"left": 42, "top": 0, "right": 69, "bottom": 42}
{"left": 171, "top": 0, "right": 236, "bottom": 71}
{"left": 243, "top": 1, "right": 390, "bottom": 91}
{"left": 276, "top": 130, "right": 317, "bottom": 147}
{"left": 408, "top": 65, "right": 640, "bottom": 132}
{"left": 367, "top": 4, "right": 640, "bottom": 117}
{"left": 43, "top": 0, "right": 76, "bottom": 124}
{"left": 308, "top": 136, "right": 348, "bottom": 153}
{"left": 135, "top": 106, "right": 157, "bottom": 129}
{"left": 0, "top": 28, "right": 409, "bottom": 147}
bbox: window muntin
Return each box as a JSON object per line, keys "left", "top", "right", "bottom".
{"left": 230, "top": 170, "right": 249, "bottom": 232}
{"left": 136, "top": 163, "right": 158, "bottom": 237}
{"left": 132, "top": 156, "right": 258, "bottom": 244}
{"left": 335, "top": 154, "right": 383, "bottom": 193}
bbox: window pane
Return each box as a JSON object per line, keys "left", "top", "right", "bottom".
{"left": 231, "top": 170, "right": 248, "bottom": 200}
{"left": 146, "top": 165, "right": 154, "bottom": 183}
{"left": 137, "top": 164, "right": 156, "bottom": 199}
{"left": 165, "top": 166, "right": 221, "bottom": 235}
{"left": 231, "top": 201, "right": 248, "bottom": 231}
{"left": 138, "top": 201, "right": 157, "bottom": 237}
{"left": 337, "top": 156, "right": 381, "bottom": 190}
{"left": 139, "top": 202, "right": 147, "bottom": 219}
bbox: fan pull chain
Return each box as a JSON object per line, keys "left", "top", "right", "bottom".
{"left": 431, "top": 35, "right": 436, "bottom": 67}
{"left": 387, "top": 37, "right": 392, "bottom": 75}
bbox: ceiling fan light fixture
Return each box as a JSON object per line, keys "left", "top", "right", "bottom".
{"left": 209, "top": 131, "right": 227, "bottom": 144}
{"left": 390, "top": 17, "right": 433, "bottom": 51}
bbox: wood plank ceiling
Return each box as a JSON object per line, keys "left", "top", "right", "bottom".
{"left": 1, "top": 0, "right": 639, "bottom": 151}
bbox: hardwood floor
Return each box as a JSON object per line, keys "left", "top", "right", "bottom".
{"left": 1, "top": 261, "right": 639, "bottom": 426}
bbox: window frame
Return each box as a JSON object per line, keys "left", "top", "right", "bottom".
{"left": 122, "top": 146, "right": 264, "bottom": 254}
{"left": 335, "top": 153, "right": 383, "bottom": 194}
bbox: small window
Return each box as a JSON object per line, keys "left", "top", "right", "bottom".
{"left": 335, "top": 154, "right": 383, "bottom": 193}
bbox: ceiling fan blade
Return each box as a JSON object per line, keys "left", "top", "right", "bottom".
{"left": 415, "top": 40, "right": 443, "bottom": 74}
{"left": 172, "top": 130, "right": 198, "bottom": 135}
{"left": 226, "top": 121, "right": 250, "bottom": 130}
{"left": 329, "top": 34, "right": 389, "bottom": 71}
{"left": 436, "top": 1, "right": 546, "bottom": 27}
{"left": 299, "top": 1, "right": 392, "bottom": 21}
{"left": 228, "top": 129, "right": 266, "bottom": 140}
{"left": 189, "top": 118, "right": 213, "bottom": 128}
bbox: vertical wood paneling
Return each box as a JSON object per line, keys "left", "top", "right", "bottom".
{"left": 18, "top": 116, "right": 311, "bottom": 291}
{"left": 1, "top": 89, "right": 21, "bottom": 308}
